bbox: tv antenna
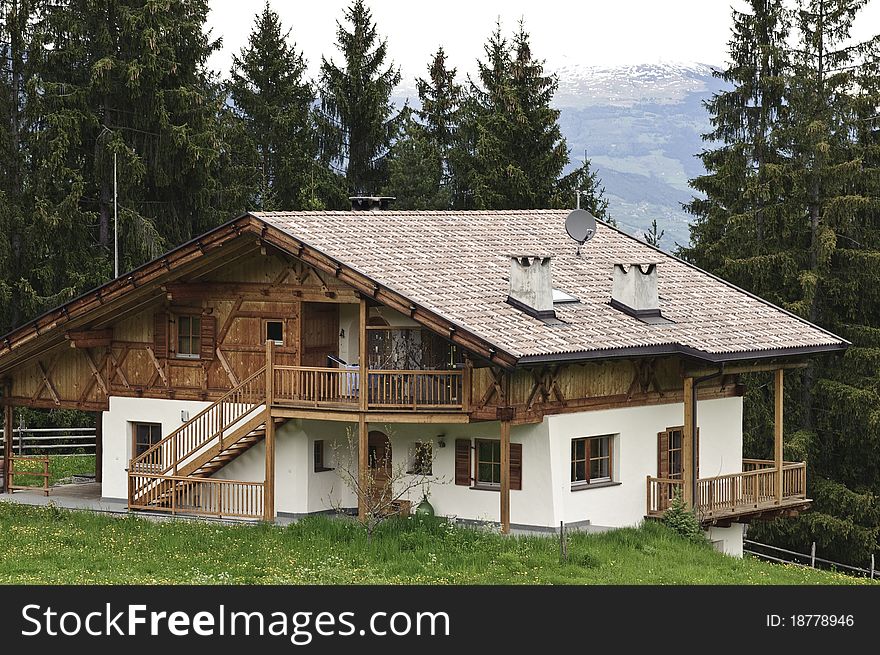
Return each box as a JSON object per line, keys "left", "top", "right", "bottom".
{"left": 565, "top": 207, "right": 597, "bottom": 256}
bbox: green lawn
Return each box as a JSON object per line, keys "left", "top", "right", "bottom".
{"left": 0, "top": 503, "right": 871, "bottom": 585}
{"left": 8, "top": 455, "right": 95, "bottom": 487}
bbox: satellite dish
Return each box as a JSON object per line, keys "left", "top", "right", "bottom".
{"left": 565, "top": 209, "right": 597, "bottom": 255}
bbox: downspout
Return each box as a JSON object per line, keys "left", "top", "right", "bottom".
{"left": 690, "top": 364, "right": 725, "bottom": 505}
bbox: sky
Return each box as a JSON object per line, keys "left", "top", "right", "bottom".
{"left": 207, "top": 0, "right": 880, "bottom": 81}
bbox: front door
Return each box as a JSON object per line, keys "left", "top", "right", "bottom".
{"left": 301, "top": 302, "right": 339, "bottom": 367}
{"left": 368, "top": 430, "right": 392, "bottom": 509}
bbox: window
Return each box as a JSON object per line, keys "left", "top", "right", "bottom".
{"left": 265, "top": 320, "right": 284, "bottom": 345}
{"left": 176, "top": 315, "right": 201, "bottom": 358}
{"left": 666, "top": 428, "right": 683, "bottom": 479}
{"left": 475, "top": 439, "right": 502, "bottom": 486}
{"left": 571, "top": 435, "right": 613, "bottom": 485}
{"left": 407, "top": 442, "right": 433, "bottom": 475}
{"left": 313, "top": 440, "right": 332, "bottom": 472}
{"left": 133, "top": 422, "right": 162, "bottom": 458}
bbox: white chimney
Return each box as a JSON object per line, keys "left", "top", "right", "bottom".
{"left": 507, "top": 255, "right": 555, "bottom": 319}
{"left": 611, "top": 263, "right": 660, "bottom": 317}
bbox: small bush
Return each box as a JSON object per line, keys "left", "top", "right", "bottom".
{"left": 662, "top": 492, "right": 704, "bottom": 543}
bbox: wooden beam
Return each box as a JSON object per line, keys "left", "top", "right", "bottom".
{"left": 359, "top": 298, "right": 367, "bottom": 412}
{"left": 82, "top": 349, "right": 109, "bottom": 396}
{"left": 145, "top": 347, "right": 169, "bottom": 387}
{"left": 3, "top": 380, "right": 12, "bottom": 493}
{"left": 500, "top": 418, "right": 511, "bottom": 534}
{"left": 216, "top": 348, "right": 239, "bottom": 386}
{"left": 682, "top": 376, "right": 694, "bottom": 507}
{"left": 265, "top": 340, "right": 275, "bottom": 407}
{"left": 107, "top": 347, "right": 131, "bottom": 389}
{"left": 38, "top": 361, "right": 61, "bottom": 406}
{"left": 264, "top": 410, "right": 275, "bottom": 522}
{"left": 358, "top": 413, "right": 368, "bottom": 522}
{"left": 684, "top": 361, "right": 808, "bottom": 378}
{"left": 775, "top": 369, "right": 784, "bottom": 504}
{"left": 65, "top": 329, "right": 113, "bottom": 348}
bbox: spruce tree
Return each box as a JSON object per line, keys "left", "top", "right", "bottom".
{"left": 25, "top": 0, "right": 226, "bottom": 305}
{"left": 416, "top": 47, "right": 461, "bottom": 177}
{"left": 685, "top": 0, "right": 880, "bottom": 564}
{"left": 383, "top": 111, "right": 449, "bottom": 209}
{"left": 227, "top": 3, "right": 318, "bottom": 211}
{"left": 454, "top": 22, "right": 608, "bottom": 214}
{"left": 316, "top": 0, "right": 403, "bottom": 197}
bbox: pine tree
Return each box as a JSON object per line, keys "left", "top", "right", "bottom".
{"left": 643, "top": 219, "right": 665, "bottom": 248}
{"left": 683, "top": 0, "right": 792, "bottom": 304}
{"left": 685, "top": 0, "right": 880, "bottom": 564}
{"left": 454, "top": 21, "right": 608, "bottom": 215}
{"left": 383, "top": 110, "right": 450, "bottom": 209}
{"left": 316, "top": 0, "right": 403, "bottom": 197}
{"left": 416, "top": 47, "right": 461, "bottom": 175}
{"left": 24, "top": 0, "right": 226, "bottom": 307}
{"left": 0, "top": 0, "right": 33, "bottom": 331}
{"left": 227, "top": 3, "right": 318, "bottom": 211}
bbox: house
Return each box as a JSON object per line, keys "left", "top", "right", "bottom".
{"left": 0, "top": 199, "right": 847, "bottom": 555}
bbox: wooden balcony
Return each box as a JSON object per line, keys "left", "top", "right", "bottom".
{"left": 272, "top": 365, "right": 464, "bottom": 412}
{"left": 647, "top": 460, "right": 810, "bottom": 525}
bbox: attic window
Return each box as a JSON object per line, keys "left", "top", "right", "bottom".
{"left": 553, "top": 288, "right": 579, "bottom": 304}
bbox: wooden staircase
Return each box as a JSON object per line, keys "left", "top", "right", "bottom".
{"left": 128, "top": 367, "right": 271, "bottom": 519}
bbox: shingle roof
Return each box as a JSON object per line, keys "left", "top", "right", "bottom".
{"left": 253, "top": 210, "right": 847, "bottom": 362}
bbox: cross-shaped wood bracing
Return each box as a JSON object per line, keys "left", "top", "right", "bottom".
{"left": 525, "top": 365, "right": 565, "bottom": 409}
{"left": 627, "top": 358, "right": 662, "bottom": 399}
{"left": 33, "top": 357, "right": 62, "bottom": 406}
{"left": 146, "top": 346, "right": 169, "bottom": 387}
{"left": 108, "top": 347, "right": 131, "bottom": 389}
{"left": 477, "top": 367, "right": 507, "bottom": 407}
{"left": 78, "top": 350, "right": 110, "bottom": 405}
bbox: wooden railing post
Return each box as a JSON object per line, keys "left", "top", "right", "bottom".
{"left": 359, "top": 298, "right": 367, "bottom": 411}
{"left": 682, "top": 376, "right": 695, "bottom": 507}
{"left": 500, "top": 416, "right": 511, "bottom": 534}
{"left": 774, "top": 369, "right": 784, "bottom": 504}
{"left": 3, "top": 379, "right": 13, "bottom": 494}
{"left": 266, "top": 341, "right": 275, "bottom": 408}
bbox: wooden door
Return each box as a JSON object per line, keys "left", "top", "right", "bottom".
{"left": 301, "top": 303, "right": 339, "bottom": 367}
{"left": 368, "top": 430, "right": 392, "bottom": 509}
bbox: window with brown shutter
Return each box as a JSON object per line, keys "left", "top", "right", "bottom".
{"left": 200, "top": 315, "right": 216, "bottom": 361}
{"left": 454, "top": 439, "right": 471, "bottom": 485}
{"left": 153, "top": 312, "right": 169, "bottom": 359}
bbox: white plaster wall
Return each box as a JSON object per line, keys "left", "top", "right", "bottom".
{"left": 101, "top": 396, "right": 211, "bottom": 500}
{"left": 549, "top": 396, "right": 743, "bottom": 529}
{"left": 708, "top": 524, "right": 745, "bottom": 557}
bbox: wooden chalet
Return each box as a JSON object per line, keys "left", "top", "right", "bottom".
{"left": 0, "top": 200, "right": 847, "bottom": 553}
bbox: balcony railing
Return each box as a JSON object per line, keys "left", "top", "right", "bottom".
{"left": 272, "top": 366, "right": 464, "bottom": 411}
{"left": 647, "top": 460, "right": 808, "bottom": 521}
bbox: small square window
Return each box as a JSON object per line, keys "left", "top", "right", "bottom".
{"left": 266, "top": 320, "right": 284, "bottom": 345}
{"left": 313, "top": 440, "right": 332, "bottom": 472}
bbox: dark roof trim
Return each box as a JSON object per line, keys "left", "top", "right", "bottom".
{"left": 515, "top": 341, "right": 849, "bottom": 366}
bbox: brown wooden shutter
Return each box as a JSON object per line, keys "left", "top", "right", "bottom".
{"left": 200, "top": 315, "right": 216, "bottom": 361}
{"left": 510, "top": 442, "right": 523, "bottom": 490}
{"left": 657, "top": 430, "right": 669, "bottom": 479}
{"left": 153, "top": 312, "right": 169, "bottom": 359}
{"left": 455, "top": 439, "right": 471, "bottom": 486}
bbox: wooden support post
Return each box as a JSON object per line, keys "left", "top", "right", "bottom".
{"left": 264, "top": 411, "right": 275, "bottom": 522}
{"left": 359, "top": 298, "right": 367, "bottom": 411}
{"left": 775, "top": 369, "right": 784, "bottom": 503}
{"left": 95, "top": 412, "right": 103, "bottom": 484}
{"left": 682, "top": 376, "right": 694, "bottom": 508}
{"left": 500, "top": 418, "right": 511, "bottom": 534}
{"left": 358, "top": 413, "right": 368, "bottom": 522}
{"left": 265, "top": 340, "right": 275, "bottom": 407}
{"left": 3, "top": 380, "right": 13, "bottom": 494}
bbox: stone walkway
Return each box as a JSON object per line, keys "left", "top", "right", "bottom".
{"left": 1, "top": 482, "right": 128, "bottom": 514}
